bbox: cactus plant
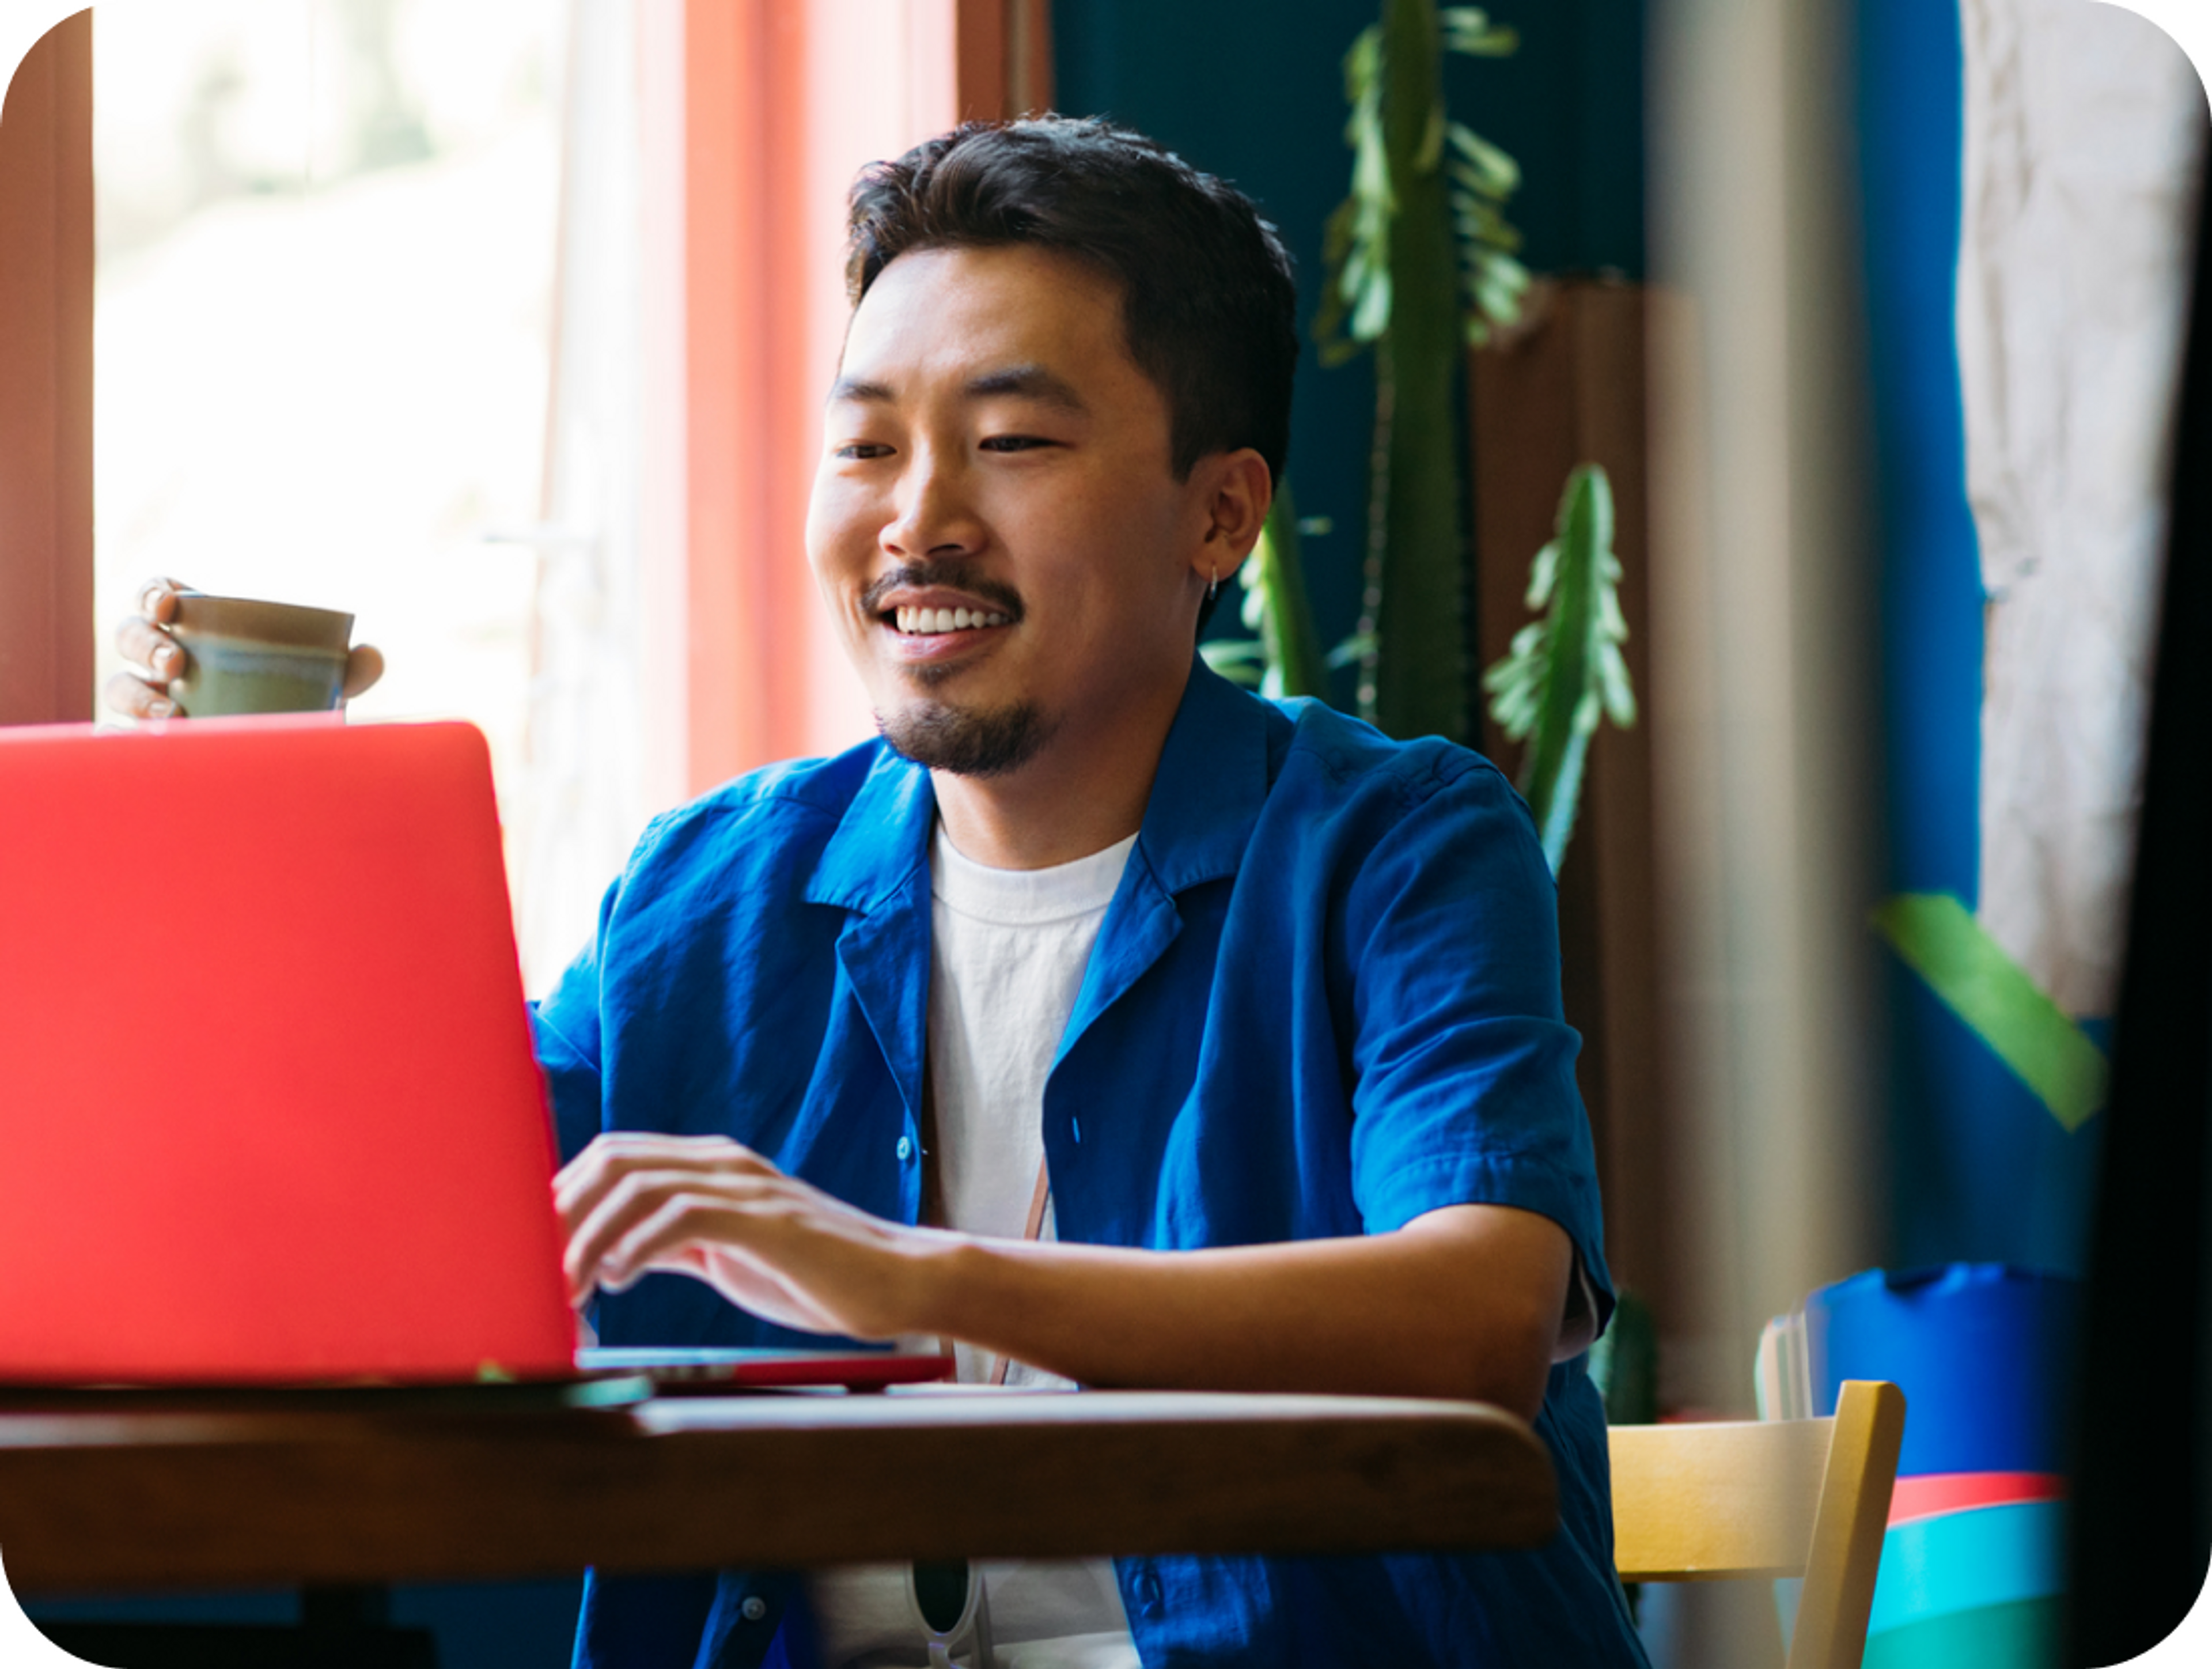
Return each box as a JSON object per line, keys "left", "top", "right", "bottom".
{"left": 1311, "top": 0, "right": 1528, "bottom": 744}
{"left": 1480, "top": 463, "right": 1637, "bottom": 874}
{"left": 1224, "top": 7, "right": 1634, "bottom": 877}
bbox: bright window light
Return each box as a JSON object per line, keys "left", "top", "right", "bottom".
{"left": 93, "top": 0, "right": 567, "bottom": 938}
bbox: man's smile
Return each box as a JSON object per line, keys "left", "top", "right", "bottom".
{"left": 890, "top": 604, "right": 1013, "bottom": 635}
{"left": 861, "top": 564, "right": 1025, "bottom": 671}
{"left": 869, "top": 586, "right": 1019, "bottom": 683}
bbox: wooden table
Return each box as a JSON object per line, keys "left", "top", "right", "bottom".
{"left": 0, "top": 1387, "right": 1557, "bottom": 1596}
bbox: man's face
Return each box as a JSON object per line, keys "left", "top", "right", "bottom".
{"left": 806, "top": 244, "right": 1215, "bottom": 777}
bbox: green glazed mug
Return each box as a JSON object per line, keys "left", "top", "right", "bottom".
{"left": 168, "top": 593, "right": 356, "bottom": 717}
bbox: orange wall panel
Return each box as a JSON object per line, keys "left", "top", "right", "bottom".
{"left": 679, "top": 0, "right": 975, "bottom": 793}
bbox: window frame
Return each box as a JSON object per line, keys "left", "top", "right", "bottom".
{"left": 0, "top": 10, "right": 93, "bottom": 728}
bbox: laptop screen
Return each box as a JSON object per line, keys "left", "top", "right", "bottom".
{"left": 0, "top": 716, "right": 576, "bottom": 1385}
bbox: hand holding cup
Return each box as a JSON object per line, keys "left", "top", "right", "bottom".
{"left": 108, "top": 578, "right": 386, "bottom": 720}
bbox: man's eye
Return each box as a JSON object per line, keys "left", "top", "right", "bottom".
{"left": 835, "top": 442, "right": 893, "bottom": 460}
{"left": 980, "top": 435, "right": 1056, "bottom": 452}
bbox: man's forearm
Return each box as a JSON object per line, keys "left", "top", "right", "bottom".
{"left": 908, "top": 1203, "right": 1571, "bottom": 1418}
{"left": 558, "top": 1137, "right": 1575, "bottom": 1416}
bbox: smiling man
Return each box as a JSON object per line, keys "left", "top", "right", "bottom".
{"left": 115, "top": 118, "right": 1644, "bottom": 1669}
{"left": 545, "top": 118, "right": 1643, "bottom": 1669}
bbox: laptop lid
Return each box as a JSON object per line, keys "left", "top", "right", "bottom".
{"left": 0, "top": 716, "right": 577, "bottom": 1385}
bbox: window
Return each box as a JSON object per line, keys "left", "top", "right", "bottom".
{"left": 93, "top": 0, "right": 566, "bottom": 970}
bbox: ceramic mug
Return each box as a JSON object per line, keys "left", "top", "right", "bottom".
{"left": 168, "top": 592, "right": 356, "bottom": 717}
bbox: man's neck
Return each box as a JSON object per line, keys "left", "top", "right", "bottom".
{"left": 929, "top": 665, "right": 1188, "bottom": 871}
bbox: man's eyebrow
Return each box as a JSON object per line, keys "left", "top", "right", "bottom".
{"left": 826, "top": 366, "right": 1092, "bottom": 412}
{"left": 964, "top": 365, "right": 1090, "bottom": 413}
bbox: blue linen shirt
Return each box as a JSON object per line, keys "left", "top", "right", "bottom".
{"left": 535, "top": 658, "right": 1649, "bottom": 1669}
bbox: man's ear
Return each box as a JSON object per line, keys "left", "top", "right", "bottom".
{"left": 1194, "top": 449, "right": 1274, "bottom": 581}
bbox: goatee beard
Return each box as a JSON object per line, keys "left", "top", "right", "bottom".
{"left": 877, "top": 698, "right": 1054, "bottom": 777}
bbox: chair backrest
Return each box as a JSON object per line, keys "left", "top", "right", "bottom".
{"left": 1609, "top": 1379, "right": 1906, "bottom": 1669}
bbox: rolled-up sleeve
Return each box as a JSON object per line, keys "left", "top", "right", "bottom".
{"left": 1340, "top": 760, "right": 1608, "bottom": 1302}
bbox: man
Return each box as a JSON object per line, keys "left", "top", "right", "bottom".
{"left": 116, "top": 118, "right": 1646, "bottom": 1669}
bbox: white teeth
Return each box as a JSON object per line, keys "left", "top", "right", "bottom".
{"left": 890, "top": 605, "right": 1013, "bottom": 634}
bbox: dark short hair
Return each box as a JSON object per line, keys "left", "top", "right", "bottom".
{"left": 844, "top": 117, "right": 1300, "bottom": 489}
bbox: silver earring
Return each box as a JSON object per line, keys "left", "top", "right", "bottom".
{"left": 1207, "top": 567, "right": 1219, "bottom": 603}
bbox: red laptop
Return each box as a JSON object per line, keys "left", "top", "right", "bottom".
{"left": 0, "top": 716, "right": 945, "bottom": 1392}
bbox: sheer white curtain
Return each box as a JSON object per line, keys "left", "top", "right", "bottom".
{"left": 1958, "top": 0, "right": 2207, "bottom": 1020}
{"left": 508, "top": 0, "right": 682, "bottom": 994}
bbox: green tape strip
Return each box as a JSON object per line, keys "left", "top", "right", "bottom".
{"left": 1871, "top": 894, "right": 2108, "bottom": 1133}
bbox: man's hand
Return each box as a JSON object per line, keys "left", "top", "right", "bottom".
{"left": 555, "top": 1133, "right": 947, "bottom": 1339}
{"left": 555, "top": 1130, "right": 1574, "bottom": 1417}
{"left": 104, "top": 577, "right": 387, "bottom": 720}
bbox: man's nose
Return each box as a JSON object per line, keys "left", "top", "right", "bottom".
{"left": 881, "top": 454, "right": 983, "bottom": 557}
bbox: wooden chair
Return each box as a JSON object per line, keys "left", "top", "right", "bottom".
{"left": 1609, "top": 1379, "right": 1907, "bottom": 1669}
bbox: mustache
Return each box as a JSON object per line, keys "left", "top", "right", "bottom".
{"left": 860, "top": 561, "right": 1025, "bottom": 622}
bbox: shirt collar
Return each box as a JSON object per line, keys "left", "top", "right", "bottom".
{"left": 1131, "top": 654, "right": 1270, "bottom": 895}
{"left": 805, "top": 746, "right": 935, "bottom": 915}
{"left": 804, "top": 654, "right": 1270, "bottom": 914}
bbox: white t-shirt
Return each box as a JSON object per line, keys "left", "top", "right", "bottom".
{"left": 807, "top": 823, "right": 1142, "bottom": 1669}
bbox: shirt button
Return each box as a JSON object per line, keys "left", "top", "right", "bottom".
{"left": 895, "top": 1135, "right": 914, "bottom": 1162}
{"left": 740, "top": 1595, "right": 768, "bottom": 1623}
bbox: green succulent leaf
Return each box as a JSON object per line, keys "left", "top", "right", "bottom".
{"left": 1453, "top": 198, "right": 1520, "bottom": 250}
{"left": 1415, "top": 101, "right": 1448, "bottom": 173}
{"left": 1350, "top": 268, "right": 1394, "bottom": 340}
{"left": 1327, "top": 629, "right": 1378, "bottom": 671}
{"left": 1482, "top": 464, "right": 1638, "bottom": 874}
{"left": 1448, "top": 126, "right": 1521, "bottom": 194}
{"left": 1202, "top": 637, "right": 1266, "bottom": 666}
{"left": 1441, "top": 7, "right": 1517, "bottom": 55}
{"left": 1471, "top": 266, "right": 1527, "bottom": 327}
{"left": 1198, "top": 639, "right": 1265, "bottom": 687}
{"left": 1228, "top": 481, "right": 1332, "bottom": 702}
{"left": 1344, "top": 22, "right": 1381, "bottom": 95}
{"left": 1315, "top": 22, "right": 1398, "bottom": 368}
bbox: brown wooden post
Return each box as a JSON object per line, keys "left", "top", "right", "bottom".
{"left": 955, "top": 0, "right": 1007, "bottom": 121}
{"left": 0, "top": 10, "right": 94, "bottom": 726}
{"left": 1469, "top": 279, "right": 1667, "bottom": 1318}
{"left": 1007, "top": 0, "right": 1054, "bottom": 117}
{"left": 957, "top": 0, "right": 1052, "bottom": 122}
